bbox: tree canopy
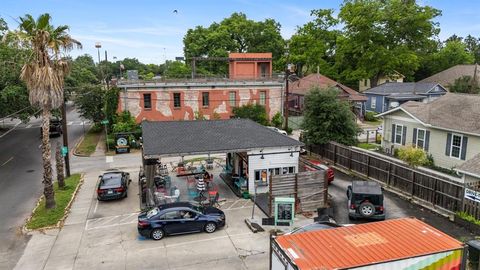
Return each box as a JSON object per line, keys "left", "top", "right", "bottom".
{"left": 232, "top": 104, "right": 269, "bottom": 126}
{"left": 301, "top": 87, "right": 359, "bottom": 146}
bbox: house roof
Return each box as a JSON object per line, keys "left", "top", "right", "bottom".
{"left": 420, "top": 64, "right": 480, "bottom": 88}
{"left": 289, "top": 73, "right": 367, "bottom": 101}
{"left": 364, "top": 82, "right": 442, "bottom": 95}
{"left": 378, "top": 93, "right": 480, "bottom": 136}
{"left": 141, "top": 119, "right": 303, "bottom": 158}
{"left": 456, "top": 153, "right": 480, "bottom": 178}
{"left": 275, "top": 218, "right": 463, "bottom": 270}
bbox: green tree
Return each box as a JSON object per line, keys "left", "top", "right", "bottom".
{"left": 397, "top": 145, "right": 428, "bottom": 168}
{"left": 232, "top": 104, "right": 269, "bottom": 126}
{"left": 302, "top": 87, "right": 359, "bottom": 146}
{"left": 335, "top": 0, "right": 441, "bottom": 87}
{"left": 449, "top": 76, "right": 480, "bottom": 94}
{"left": 431, "top": 40, "right": 474, "bottom": 74}
{"left": 183, "top": 12, "right": 285, "bottom": 73}
{"left": 271, "top": 111, "right": 283, "bottom": 128}
{"left": 5, "top": 13, "right": 81, "bottom": 209}
{"left": 75, "top": 85, "right": 105, "bottom": 123}
{"left": 112, "top": 111, "right": 138, "bottom": 133}
{"left": 289, "top": 9, "right": 339, "bottom": 78}
{"left": 104, "top": 87, "right": 119, "bottom": 128}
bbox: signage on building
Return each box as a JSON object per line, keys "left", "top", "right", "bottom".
{"left": 465, "top": 188, "right": 480, "bottom": 203}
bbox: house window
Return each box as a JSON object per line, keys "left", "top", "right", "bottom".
{"left": 254, "top": 169, "right": 268, "bottom": 186}
{"left": 259, "top": 91, "right": 266, "bottom": 105}
{"left": 202, "top": 92, "right": 209, "bottom": 107}
{"left": 143, "top": 93, "right": 152, "bottom": 109}
{"left": 288, "top": 167, "right": 295, "bottom": 174}
{"left": 173, "top": 93, "right": 181, "bottom": 108}
{"left": 364, "top": 80, "right": 368, "bottom": 87}
{"left": 450, "top": 134, "right": 463, "bottom": 159}
{"left": 229, "top": 91, "right": 236, "bottom": 107}
{"left": 371, "top": 97, "right": 376, "bottom": 109}
{"left": 394, "top": 124, "right": 404, "bottom": 145}
{"left": 416, "top": 129, "right": 426, "bottom": 149}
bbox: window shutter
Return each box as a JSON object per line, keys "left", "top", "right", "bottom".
{"left": 425, "top": 130, "right": 430, "bottom": 151}
{"left": 461, "top": 136, "right": 468, "bottom": 160}
{"left": 402, "top": 127, "right": 407, "bottom": 145}
{"left": 412, "top": 128, "right": 417, "bottom": 145}
{"left": 391, "top": 124, "right": 395, "bottom": 142}
{"left": 445, "top": 133, "right": 452, "bottom": 156}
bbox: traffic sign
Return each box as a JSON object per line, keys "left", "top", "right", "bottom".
{"left": 101, "top": 119, "right": 109, "bottom": 125}
{"left": 61, "top": 146, "right": 68, "bottom": 157}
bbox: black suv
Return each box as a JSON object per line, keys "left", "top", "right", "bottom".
{"left": 347, "top": 181, "right": 385, "bottom": 220}
{"left": 40, "top": 117, "right": 62, "bottom": 137}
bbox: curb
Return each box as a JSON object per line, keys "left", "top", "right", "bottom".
{"left": 22, "top": 173, "right": 85, "bottom": 233}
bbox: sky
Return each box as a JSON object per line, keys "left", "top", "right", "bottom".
{"left": 2, "top": 0, "right": 480, "bottom": 64}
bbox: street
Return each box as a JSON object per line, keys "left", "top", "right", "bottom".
{"left": 0, "top": 104, "right": 90, "bottom": 269}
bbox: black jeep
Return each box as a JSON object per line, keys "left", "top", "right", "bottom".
{"left": 347, "top": 181, "right": 385, "bottom": 220}
{"left": 40, "top": 117, "right": 62, "bottom": 137}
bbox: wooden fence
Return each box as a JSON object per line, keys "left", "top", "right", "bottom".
{"left": 268, "top": 170, "right": 327, "bottom": 216}
{"left": 464, "top": 183, "right": 480, "bottom": 219}
{"left": 309, "top": 142, "right": 465, "bottom": 215}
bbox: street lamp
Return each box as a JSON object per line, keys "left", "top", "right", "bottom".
{"left": 95, "top": 42, "right": 101, "bottom": 64}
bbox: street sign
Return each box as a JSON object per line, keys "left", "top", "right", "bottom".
{"left": 101, "top": 119, "right": 109, "bottom": 125}
{"left": 61, "top": 146, "right": 68, "bottom": 157}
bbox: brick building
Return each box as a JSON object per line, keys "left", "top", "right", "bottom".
{"left": 117, "top": 53, "right": 283, "bottom": 122}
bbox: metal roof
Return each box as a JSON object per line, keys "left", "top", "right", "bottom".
{"left": 141, "top": 119, "right": 304, "bottom": 158}
{"left": 275, "top": 218, "right": 464, "bottom": 270}
{"left": 364, "top": 82, "right": 442, "bottom": 95}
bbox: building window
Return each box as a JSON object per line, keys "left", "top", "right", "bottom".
{"left": 202, "top": 92, "right": 209, "bottom": 107}
{"left": 254, "top": 169, "right": 268, "bottom": 186}
{"left": 450, "top": 134, "right": 463, "bottom": 159}
{"left": 288, "top": 167, "right": 295, "bottom": 174}
{"left": 416, "top": 129, "right": 426, "bottom": 149}
{"left": 229, "top": 91, "right": 236, "bottom": 107}
{"left": 364, "top": 80, "right": 368, "bottom": 87}
{"left": 143, "top": 93, "right": 152, "bottom": 109}
{"left": 394, "top": 124, "right": 403, "bottom": 145}
{"left": 173, "top": 93, "right": 181, "bottom": 108}
{"left": 371, "top": 97, "right": 376, "bottom": 109}
{"left": 259, "top": 91, "right": 266, "bottom": 106}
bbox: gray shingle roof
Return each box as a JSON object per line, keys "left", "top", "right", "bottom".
{"left": 399, "top": 93, "right": 480, "bottom": 135}
{"left": 456, "top": 153, "right": 480, "bottom": 177}
{"left": 420, "top": 64, "right": 480, "bottom": 88}
{"left": 364, "top": 82, "right": 440, "bottom": 95}
{"left": 141, "top": 119, "right": 303, "bottom": 157}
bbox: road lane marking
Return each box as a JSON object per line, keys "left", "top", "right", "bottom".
{"left": 0, "top": 121, "right": 21, "bottom": 139}
{"left": 38, "top": 144, "right": 42, "bottom": 149}
{"left": 93, "top": 200, "right": 99, "bottom": 215}
{"left": 1, "top": 157, "right": 13, "bottom": 166}
{"left": 26, "top": 124, "right": 32, "bottom": 128}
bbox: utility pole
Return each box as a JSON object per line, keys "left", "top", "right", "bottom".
{"left": 284, "top": 65, "right": 290, "bottom": 131}
{"left": 61, "top": 100, "right": 71, "bottom": 177}
{"left": 105, "top": 50, "right": 110, "bottom": 89}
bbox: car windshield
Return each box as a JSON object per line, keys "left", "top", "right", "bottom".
{"left": 101, "top": 174, "right": 122, "bottom": 186}
{"left": 146, "top": 207, "right": 159, "bottom": 219}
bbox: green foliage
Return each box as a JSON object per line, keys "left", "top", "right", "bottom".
{"left": 75, "top": 128, "right": 102, "bottom": 156}
{"left": 26, "top": 174, "right": 81, "bottom": 229}
{"left": 397, "top": 146, "right": 428, "bottom": 167}
{"left": 271, "top": 112, "right": 283, "bottom": 128}
{"left": 335, "top": 0, "right": 441, "bottom": 86}
{"left": 164, "top": 61, "right": 193, "bottom": 78}
{"left": 357, "top": 143, "right": 378, "bottom": 150}
{"left": 75, "top": 85, "right": 105, "bottom": 123}
{"left": 112, "top": 111, "right": 138, "bottom": 133}
{"left": 104, "top": 87, "right": 120, "bottom": 128}
{"left": 449, "top": 76, "right": 480, "bottom": 94}
{"left": 194, "top": 111, "right": 206, "bottom": 120}
{"left": 364, "top": 111, "right": 377, "bottom": 122}
{"left": 431, "top": 40, "right": 474, "bottom": 74}
{"left": 183, "top": 12, "right": 285, "bottom": 73}
{"left": 301, "top": 87, "right": 359, "bottom": 146}
{"left": 456, "top": 212, "right": 480, "bottom": 226}
{"left": 232, "top": 104, "right": 269, "bottom": 126}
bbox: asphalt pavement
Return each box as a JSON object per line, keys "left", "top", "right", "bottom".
{"left": 0, "top": 104, "right": 90, "bottom": 269}
{"left": 329, "top": 170, "right": 476, "bottom": 240}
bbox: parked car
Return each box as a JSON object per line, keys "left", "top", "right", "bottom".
{"left": 97, "top": 171, "right": 131, "bottom": 201}
{"left": 137, "top": 202, "right": 226, "bottom": 240}
{"left": 347, "top": 181, "right": 385, "bottom": 220}
{"left": 304, "top": 160, "right": 334, "bottom": 184}
{"left": 266, "top": 126, "right": 288, "bottom": 136}
{"left": 40, "top": 117, "right": 62, "bottom": 137}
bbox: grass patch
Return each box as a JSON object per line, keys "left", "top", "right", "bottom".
{"left": 26, "top": 174, "right": 81, "bottom": 230}
{"left": 357, "top": 143, "right": 379, "bottom": 150}
{"left": 76, "top": 128, "right": 102, "bottom": 156}
{"left": 456, "top": 211, "right": 480, "bottom": 226}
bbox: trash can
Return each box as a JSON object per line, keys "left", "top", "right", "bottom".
{"left": 468, "top": 240, "right": 480, "bottom": 270}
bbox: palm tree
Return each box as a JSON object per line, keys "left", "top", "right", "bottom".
{"left": 5, "top": 14, "right": 81, "bottom": 209}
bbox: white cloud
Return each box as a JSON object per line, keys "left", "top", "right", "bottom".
{"left": 280, "top": 5, "right": 311, "bottom": 18}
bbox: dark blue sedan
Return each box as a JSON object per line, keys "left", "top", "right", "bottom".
{"left": 138, "top": 202, "right": 226, "bottom": 240}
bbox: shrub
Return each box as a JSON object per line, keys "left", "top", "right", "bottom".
{"left": 271, "top": 112, "right": 283, "bottom": 128}
{"left": 364, "top": 111, "right": 377, "bottom": 121}
{"left": 397, "top": 145, "right": 428, "bottom": 167}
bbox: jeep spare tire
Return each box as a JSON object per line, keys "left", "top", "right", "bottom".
{"left": 359, "top": 202, "right": 375, "bottom": 217}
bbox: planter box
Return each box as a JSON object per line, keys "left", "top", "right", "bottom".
{"left": 454, "top": 214, "right": 480, "bottom": 235}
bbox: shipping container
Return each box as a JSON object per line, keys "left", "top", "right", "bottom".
{"left": 270, "top": 218, "right": 466, "bottom": 270}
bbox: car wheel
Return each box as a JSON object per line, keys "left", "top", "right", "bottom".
{"left": 359, "top": 202, "right": 375, "bottom": 218}
{"left": 204, "top": 222, "right": 217, "bottom": 233}
{"left": 125, "top": 192, "right": 128, "bottom": 198}
{"left": 151, "top": 228, "right": 164, "bottom": 240}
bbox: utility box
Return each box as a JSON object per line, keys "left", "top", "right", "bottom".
{"left": 274, "top": 197, "right": 295, "bottom": 226}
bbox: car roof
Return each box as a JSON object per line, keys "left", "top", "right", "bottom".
{"left": 158, "top": 202, "right": 194, "bottom": 211}
{"left": 102, "top": 172, "right": 122, "bottom": 179}
{"left": 352, "top": 181, "right": 382, "bottom": 195}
